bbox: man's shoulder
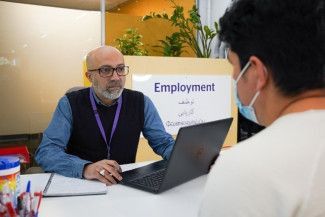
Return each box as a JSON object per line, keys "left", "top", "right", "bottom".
{"left": 214, "top": 129, "right": 275, "bottom": 173}
{"left": 65, "top": 87, "right": 90, "bottom": 99}
{"left": 123, "top": 88, "right": 144, "bottom": 99}
{"left": 123, "top": 88, "right": 143, "bottom": 95}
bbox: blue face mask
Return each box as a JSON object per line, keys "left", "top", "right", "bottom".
{"left": 233, "top": 61, "right": 260, "bottom": 124}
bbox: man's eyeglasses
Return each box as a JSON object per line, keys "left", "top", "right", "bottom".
{"left": 88, "top": 65, "right": 129, "bottom": 78}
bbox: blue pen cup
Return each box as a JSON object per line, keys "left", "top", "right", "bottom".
{"left": 0, "top": 155, "right": 21, "bottom": 207}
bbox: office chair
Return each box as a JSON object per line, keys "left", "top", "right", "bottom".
{"left": 65, "top": 86, "right": 85, "bottom": 94}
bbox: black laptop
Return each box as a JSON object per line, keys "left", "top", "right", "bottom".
{"left": 120, "top": 117, "right": 233, "bottom": 193}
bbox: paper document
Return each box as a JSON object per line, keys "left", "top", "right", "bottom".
{"left": 43, "top": 173, "right": 107, "bottom": 197}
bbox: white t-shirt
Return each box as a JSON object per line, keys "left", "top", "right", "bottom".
{"left": 199, "top": 110, "right": 325, "bottom": 217}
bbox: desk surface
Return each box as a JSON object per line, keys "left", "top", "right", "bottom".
{"left": 21, "top": 161, "right": 207, "bottom": 217}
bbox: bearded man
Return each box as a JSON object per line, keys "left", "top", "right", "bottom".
{"left": 35, "top": 46, "right": 174, "bottom": 185}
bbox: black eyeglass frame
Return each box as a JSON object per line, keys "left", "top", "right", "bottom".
{"left": 88, "top": 65, "right": 129, "bottom": 77}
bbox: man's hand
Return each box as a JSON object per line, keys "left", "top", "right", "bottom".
{"left": 83, "top": 159, "right": 123, "bottom": 185}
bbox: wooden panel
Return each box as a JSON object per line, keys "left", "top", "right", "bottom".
{"left": 105, "top": 12, "right": 195, "bottom": 57}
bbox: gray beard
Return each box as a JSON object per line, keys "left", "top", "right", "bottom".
{"left": 92, "top": 77, "right": 123, "bottom": 101}
{"left": 101, "top": 88, "right": 123, "bottom": 100}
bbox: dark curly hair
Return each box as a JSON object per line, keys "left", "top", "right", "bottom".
{"left": 219, "top": 0, "right": 325, "bottom": 96}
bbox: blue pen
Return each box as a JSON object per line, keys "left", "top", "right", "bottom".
{"left": 26, "top": 180, "right": 31, "bottom": 193}
{"left": 24, "top": 180, "right": 32, "bottom": 214}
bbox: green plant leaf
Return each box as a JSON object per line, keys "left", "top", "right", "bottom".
{"left": 141, "top": 0, "right": 219, "bottom": 58}
{"left": 115, "top": 28, "right": 148, "bottom": 56}
{"left": 142, "top": 15, "right": 152, "bottom": 21}
{"left": 203, "top": 25, "right": 212, "bottom": 37}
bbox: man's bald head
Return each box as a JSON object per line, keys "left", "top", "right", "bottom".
{"left": 86, "top": 46, "right": 124, "bottom": 70}
{"left": 85, "top": 46, "right": 126, "bottom": 105}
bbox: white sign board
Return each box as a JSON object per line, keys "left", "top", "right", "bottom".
{"left": 132, "top": 75, "right": 232, "bottom": 135}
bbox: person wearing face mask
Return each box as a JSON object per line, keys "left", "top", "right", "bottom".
{"left": 199, "top": 0, "right": 325, "bottom": 216}
{"left": 235, "top": 61, "right": 265, "bottom": 142}
{"left": 35, "top": 46, "right": 175, "bottom": 185}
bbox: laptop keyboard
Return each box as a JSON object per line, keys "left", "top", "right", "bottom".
{"left": 129, "top": 169, "right": 167, "bottom": 190}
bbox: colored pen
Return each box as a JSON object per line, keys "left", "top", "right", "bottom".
{"left": 34, "top": 192, "right": 42, "bottom": 211}
{"left": 25, "top": 180, "right": 32, "bottom": 214}
{"left": 26, "top": 180, "right": 31, "bottom": 193}
{"left": 17, "top": 196, "right": 24, "bottom": 217}
{"left": 5, "top": 202, "right": 16, "bottom": 217}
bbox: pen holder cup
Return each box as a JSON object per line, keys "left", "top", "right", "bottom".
{"left": 0, "top": 155, "right": 21, "bottom": 207}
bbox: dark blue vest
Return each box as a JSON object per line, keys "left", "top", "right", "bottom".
{"left": 66, "top": 88, "right": 144, "bottom": 164}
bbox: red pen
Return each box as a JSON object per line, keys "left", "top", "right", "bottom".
{"left": 34, "top": 191, "right": 43, "bottom": 216}
{"left": 5, "top": 202, "right": 16, "bottom": 217}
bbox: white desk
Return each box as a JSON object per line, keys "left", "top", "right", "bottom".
{"left": 21, "top": 162, "right": 207, "bottom": 217}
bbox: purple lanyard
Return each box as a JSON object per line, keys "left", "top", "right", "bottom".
{"left": 89, "top": 88, "right": 122, "bottom": 159}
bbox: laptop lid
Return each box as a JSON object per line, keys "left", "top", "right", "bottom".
{"left": 159, "top": 117, "right": 233, "bottom": 192}
{"left": 121, "top": 117, "right": 233, "bottom": 193}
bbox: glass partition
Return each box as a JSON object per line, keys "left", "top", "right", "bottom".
{"left": 0, "top": 1, "right": 101, "bottom": 136}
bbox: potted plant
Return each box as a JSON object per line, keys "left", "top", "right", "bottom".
{"left": 143, "top": 0, "right": 219, "bottom": 58}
